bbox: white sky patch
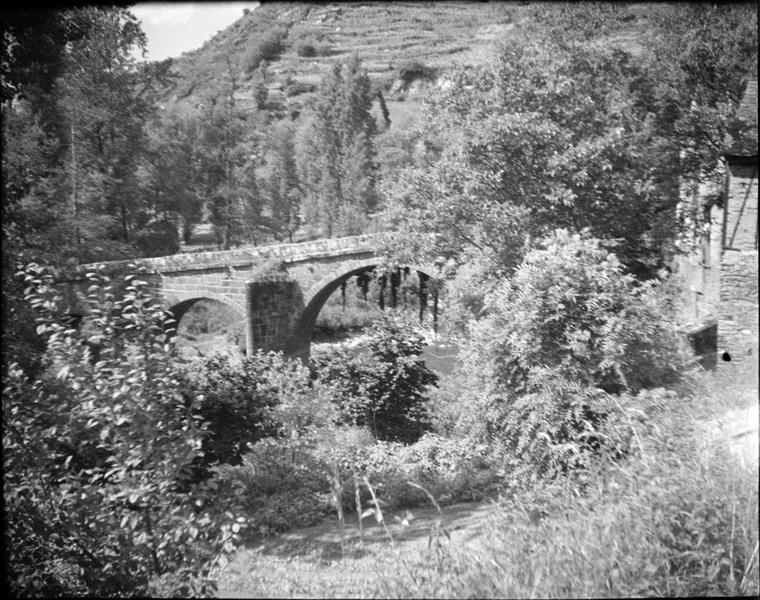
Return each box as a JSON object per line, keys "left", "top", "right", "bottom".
{"left": 131, "top": 2, "right": 259, "bottom": 62}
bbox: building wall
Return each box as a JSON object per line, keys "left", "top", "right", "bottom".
{"left": 718, "top": 160, "right": 759, "bottom": 364}
{"left": 674, "top": 172, "right": 724, "bottom": 328}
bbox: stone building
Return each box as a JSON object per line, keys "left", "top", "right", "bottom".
{"left": 675, "top": 78, "right": 758, "bottom": 368}
{"left": 719, "top": 79, "right": 758, "bottom": 365}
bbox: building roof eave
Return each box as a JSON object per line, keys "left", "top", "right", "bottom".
{"left": 723, "top": 153, "right": 758, "bottom": 165}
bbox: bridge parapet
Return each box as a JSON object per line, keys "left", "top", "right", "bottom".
{"left": 57, "top": 233, "right": 393, "bottom": 280}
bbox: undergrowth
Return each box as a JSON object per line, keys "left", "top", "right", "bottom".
{"left": 378, "top": 372, "right": 759, "bottom": 598}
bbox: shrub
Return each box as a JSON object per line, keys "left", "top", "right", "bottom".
{"left": 252, "top": 79, "right": 268, "bottom": 109}
{"left": 4, "top": 264, "right": 241, "bottom": 597}
{"left": 296, "top": 40, "right": 316, "bottom": 57}
{"left": 210, "top": 427, "right": 499, "bottom": 537}
{"left": 397, "top": 59, "right": 437, "bottom": 84}
{"left": 246, "top": 28, "right": 286, "bottom": 72}
{"left": 284, "top": 80, "right": 316, "bottom": 97}
{"left": 177, "top": 351, "right": 314, "bottom": 472}
{"left": 314, "top": 301, "right": 383, "bottom": 335}
{"left": 210, "top": 436, "right": 334, "bottom": 537}
{"left": 204, "top": 375, "right": 343, "bottom": 537}
{"left": 328, "top": 432, "right": 499, "bottom": 509}
{"left": 477, "top": 229, "right": 692, "bottom": 394}
{"left": 312, "top": 316, "right": 438, "bottom": 443}
{"left": 431, "top": 229, "right": 694, "bottom": 476}
{"left": 258, "top": 28, "right": 286, "bottom": 60}
{"left": 382, "top": 382, "right": 759, "bottom": 598}
{"left": 134, "top": 220, "right": 180, "bottom": 258}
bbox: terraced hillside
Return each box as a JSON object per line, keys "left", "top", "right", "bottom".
{"left": 159, "top": 2, "right": 514, "bottom": 108}
{"left": 152, "top": 1, "right": 662, "bottom": 125}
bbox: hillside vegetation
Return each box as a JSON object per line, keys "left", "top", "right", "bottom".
{"left": 156, "top": 1, "right": 662, "bottom": 126}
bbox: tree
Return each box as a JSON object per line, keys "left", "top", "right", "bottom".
{"left": 386, "top": 34, "right": 679, "bottom": 280}
{"left": 56, "top": 7, "right": 152, "bottom": 253}
{"left": 262, "top": 119, "right": 302, "bottom": 242}
{"left": 1, "top": 100, "right": 67, "bottom": 376}
{"left": 383, "top": 3, "right": 756, "bottom": 284}
{"left": 1, "top": 9, "right": 87, "bottom": 133}
{"left": 645, "top": 3, "right": 757, "bottom": 172}
{"left": 194, "top": 95, "right": 262, "bottom": 249}
{"left": 138, "top": 109, "right": 204, "bottom": 245}
{"left": 2, "top": 6, "right": 151, "bottom": 376}
{"left": 296, "top": 55, "right": 378, "bottom": 237}
{"left": 4, "top": 265, "right": 241, "bottom": 596}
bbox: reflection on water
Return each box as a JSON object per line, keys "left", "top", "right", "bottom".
{"left": 420, "top": 342, "right": 460, "bottom": 377}
{"left": 311, "top": 329, "right": 460, "bottom": 377}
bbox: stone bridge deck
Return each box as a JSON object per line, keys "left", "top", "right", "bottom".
{"left": 63, "top": 233, "right": 392, "bottom": 277}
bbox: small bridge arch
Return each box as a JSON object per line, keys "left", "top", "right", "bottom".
{"left": 163, "top": 291, "right": 247, "bottom": 331}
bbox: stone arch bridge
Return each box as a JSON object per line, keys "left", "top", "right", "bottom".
{"left": 57, "top": 234, "right": 438, "bottom": 359}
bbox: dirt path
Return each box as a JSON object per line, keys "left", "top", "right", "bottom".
{"left": 217, "top": 500, "right": 498, "bottom": 598}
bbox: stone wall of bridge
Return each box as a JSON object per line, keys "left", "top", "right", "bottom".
{"left": 56, "top": 234, "right": 437, "bottom": 358}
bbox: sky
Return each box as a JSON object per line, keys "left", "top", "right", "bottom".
{"left": 130, "top": 2, "right": 260, "bottom": 62}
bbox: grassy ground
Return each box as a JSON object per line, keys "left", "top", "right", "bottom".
{"left": 217, "top": 501, "right": 498, "bottom": 598}
{"left": 216, "top": 361, "right": 758, "bottom": 598}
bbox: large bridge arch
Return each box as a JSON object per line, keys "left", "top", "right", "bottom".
{"left": 289, "top": 258, "right": 437, "bottom": 359}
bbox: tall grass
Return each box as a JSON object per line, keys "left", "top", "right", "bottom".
{"left": 379, "top": 368, "right": 759, "bottom": 598}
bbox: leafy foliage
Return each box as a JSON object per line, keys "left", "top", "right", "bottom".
{"left": 383, "top": 384, "right": 759, "bottom": 599}
{"left": 177, "top": 351, "right": 316, "bottom": 470}
{"left": 245, "top": 27, "right": 286, "bottom": 72}
{"left": 138, "top": 109, "right": 204, "bottom": 244}
{"left": 295, "top": 55, "right": 379, "bottom": 237}
{"left": 3, "top": 264, "right": 242, "bottom": 596}
{"left": 312, "top": 317, "right": 438, "bottom": 443}
{"left": 295, "top": 40, "right": 316, "bottom": 58}
{"left": 133, "top": 220, "right": 180, "bottom": 258}
{"left": 644, "top": 3, "right": 757, "bottom": 176}
{"left": 210, "top": 425, "right": 497, "bottom": 539}
{"left": 56, "top": 7, "right": 153, "bottom": 251}
{"left": 260, "top": 119, "right": 301, "bottom": 242}
{"left": 383, "top": 3, "right": 756, "bottom": 281}
{"left": 210, "top": 436, "right": 335, "bottom": 538}
{"left": 193, "top": 96, "right": 263, "bottom": 249}
{"left": 432, "top": 230, "right": 694, "bottom": 477}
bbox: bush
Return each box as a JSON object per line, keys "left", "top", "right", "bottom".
{"left": 4, "top": 265, "right": 241, "bottom": 597}
{"left": 134, "top": 220, "right": 179, "bottom": 258}
{"left": 382, "top": 383, "right": 759, "bottom": 598}
{"left": 329, "top": 432, "right": 499, "bottom": 509}
{"left": 431, "top": 229, "right": 694, "bottom": 476}
{"left": 210, "top": 436, "right": 334, "bottom": 537}
{"left": 259, "top": 28, "right": 286, "bottom": 60}
{"left": 204, "top": 373, "right": 343, "bottom": 536}
{"left": 177, "top": 351, "right": 314, "bottom": 472}
{"left": 312, "top": 316, "right": 438, "bottom": 443}
{"left": 246, "top": 28, "right": 286, "bottom": 72}
{"left": 397, "top": 59, "right": 437, "bottom": 84}
{"left": 284, "top": 80, "right": 316, "bottom": 97}
{"left": 480, "top": 229, "right": 692, "bottom": 394}
{"left": 210, "top": 426, "right": 499, "bottom": 537}
{"left": 296, "top": 41, "right": 316, "bottom": 57}
{"left": 314, "top": 301, "right": 382, "bottom": 336}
